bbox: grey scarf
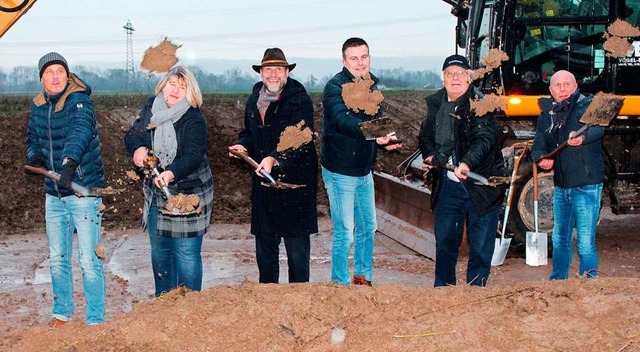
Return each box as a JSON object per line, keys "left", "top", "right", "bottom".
{"left": 150, "top": 92, "right": 191, "bottom": 167}
{"left": 256, "top": 83, "right": 283, "bottom": 115}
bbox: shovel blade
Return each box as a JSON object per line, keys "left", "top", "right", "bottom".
{"left": 526, "top": 231, "right": 548, "bottom": 266}
{"left": 491, "top": 237, "right": 512, "bottom": 266}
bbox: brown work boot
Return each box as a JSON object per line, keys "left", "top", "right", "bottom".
{"left": 352, "top": 275, "right": 372, "bottom": 286}
{"left": 48, "top": 318, "right": 67, "bottom": 328}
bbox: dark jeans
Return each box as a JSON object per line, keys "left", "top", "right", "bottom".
{"left": 434, "top": 177, "right": 499, "bottom": 287}
{"left": 255, "top": 235, "right": 310, "bottom": 283}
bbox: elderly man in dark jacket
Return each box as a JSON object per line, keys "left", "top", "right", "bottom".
{"left": 25, "top": 52, "right": 106, "bottom": 327}
{"left": 531, "top": 70, "right": 604, "bottom": 280}
{"left": 418, "top": 55, "right": 506, "bottom": 287}
{"left": 229, "top": 48, "right": 318, "bottom": 283}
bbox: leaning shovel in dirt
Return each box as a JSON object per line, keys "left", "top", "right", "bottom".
{"left": 526, "top": 162, "right": 548, "bottom": 266}
{"left": 228, "top": 150, "right": 277, "bottom": 185}
{"left": 24, "top": 165, "right": 122, "bottom": 197}
{"left": 491, "top": 143, "right": 528, "bottom": 266}
{"left": 536, "top": 93, "right": 624, "bottom": 161}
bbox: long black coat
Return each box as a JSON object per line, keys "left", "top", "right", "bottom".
{"left": 418, "top": 86, "right": 507, "bottom": 216}
{"left": 237, "top": 78, "right": 318, "bottom": 237}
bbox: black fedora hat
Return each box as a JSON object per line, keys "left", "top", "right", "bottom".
{"left": 252, "top": 48, "right": 296, "bottom": 73}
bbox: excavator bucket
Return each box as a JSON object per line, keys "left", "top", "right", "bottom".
{"left": 0, "top": 0, "right": 38, "bottom": 38}
{"left": 374, "top": 151, "right": 436, "bottom": 260}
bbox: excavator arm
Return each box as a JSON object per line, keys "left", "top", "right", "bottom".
{"left": 0, "top": 0, "right": 37, "bottom": 38}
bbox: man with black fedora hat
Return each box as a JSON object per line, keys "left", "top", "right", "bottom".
{"left": 229, "top": 47, "right": 318, "bottom": 284}
{"left": 25, "top": 52, "right": 106, "bottom": 327}
{"left": 418, "top": 54, "right": 506, "bottom": 287}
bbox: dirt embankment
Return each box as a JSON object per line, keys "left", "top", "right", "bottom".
{"left": 0, "top": 93, "right": 425, "bottom": 234}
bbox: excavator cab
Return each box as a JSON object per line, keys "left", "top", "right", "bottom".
{"left": 0, "top": 0, "right": 37, "bottom": 38}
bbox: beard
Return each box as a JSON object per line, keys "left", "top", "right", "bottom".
{"left": 264, "top": 78, "right": 287, "bottom": 93}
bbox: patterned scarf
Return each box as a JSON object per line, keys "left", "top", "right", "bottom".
{"left": 256, "top": 84, "right": 282, "bottom": 116}
{"left": 546, "top": 98, "right": 571, "bottom": 133}
{"left": 150, "top": 92, "right": 191, "bottom": 168}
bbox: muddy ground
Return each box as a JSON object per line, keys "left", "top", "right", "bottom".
{"left": 0, "top": 93, "right": 639, "bottom": 351}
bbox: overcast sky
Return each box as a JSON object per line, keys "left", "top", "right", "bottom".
{"left": 0, "top": 0, "right": 457, "bottom": 71}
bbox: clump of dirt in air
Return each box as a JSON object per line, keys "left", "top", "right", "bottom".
{"left": 471, "top": 49, "right": 509, "bottom": 81}
{"left": 164, "top": 193, "right": 201, "bottom": 214}
{"left": 604, "top": 19, "right": 640, "bottom": 58}
{"left": 126, "top": 170, "right": 140, "bottom": 181}
{"left": 471, "top": 93, "right": 507, "bottom": 117}
{"left": 140, "top": 39, "right": 182, "bottom": 73}
{"left": 341, "top": 74, "right": 384, "bottom": 115}
{"left": 276, "top": 120, "right": 313, "bottom": 152}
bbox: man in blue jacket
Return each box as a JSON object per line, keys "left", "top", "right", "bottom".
{"left": 531, "top": 70, "right": 604, "bottom": 280}
{"left": 321, "top": 37, "right": 400, "bottom": 286}
{"left": 25, "top": 52, "right": 106, "bottom": 327}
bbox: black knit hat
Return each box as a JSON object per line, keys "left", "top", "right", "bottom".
{"left": 442, "top": 54, "right": 470, "bottom": 71}
{"left": 252, "top": 48, "right": 296, "bottom": 73}
{"left": 38, "top": 52, "right": 69, "bottom": 78}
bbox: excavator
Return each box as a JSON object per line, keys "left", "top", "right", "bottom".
{"left": 375, "top": 0, "right": 640, "bottom": 259}
{"left": 0, "top": 0, "right": 36, "bottom": 38}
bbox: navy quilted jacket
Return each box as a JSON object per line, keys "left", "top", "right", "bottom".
{"left": 26, "top": 74, "right": 105, "bottom": 197}
{"left": 321, "top": 67, "right": 383, "bottom": 176}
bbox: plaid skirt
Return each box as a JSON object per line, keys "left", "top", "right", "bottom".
{"left": 143, "top": 164, "right": 214, "bottom": 238}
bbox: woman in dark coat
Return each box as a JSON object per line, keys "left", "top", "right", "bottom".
{"left": 229, "top": 48, "right": 318, "bottom": 283}
{"left": 125, "top": 66, "right": 213, "bottom": 296}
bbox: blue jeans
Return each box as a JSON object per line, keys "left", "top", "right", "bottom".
{"left": 322, "top": 167, "right": 377, "bottom": 285}
{"left": 434, "top": 178, "right": 499, "bottom": 287}
{"left": 148, "top": 197, "right": 203, "bottom": 296}
{"left": 45, "top": 194, "right": 105, "bottom": 325}
{"left": 255, "top": 235, "right": 310, "bottom": 283}
{"left": 549, "top": 183, "right": 602, "bottom": 280}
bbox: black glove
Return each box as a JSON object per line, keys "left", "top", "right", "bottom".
{"left": 58, "top": 158, "right": 78, "bottom": 191}
{"left": 25, "top": 156, "right": 46, "bottom": 175}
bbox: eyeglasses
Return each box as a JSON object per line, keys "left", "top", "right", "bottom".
{"left": 444, "top": 70, "right": 468, "bottom": 79}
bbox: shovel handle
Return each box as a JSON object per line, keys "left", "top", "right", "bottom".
{"left": 24, "top": 165, "right": 91, "bottom": 197}
{"left": 536, "top": 124, "right": 590, "bottom": 161}
{"left": 229, "top": 150, "right": 277, "bottom": 185}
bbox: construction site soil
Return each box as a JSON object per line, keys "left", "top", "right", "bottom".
{"left": 0, "top": 93, "right": 639, "bottom": 351}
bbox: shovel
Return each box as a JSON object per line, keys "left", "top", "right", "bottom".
{"left": 24, "top": 165, "right": 121, "bottom": 197}
{"left": 229, "top": 149, "right": 277, "bottom": 185}
{"left": 526, "top": 162, "right": 548, "bottom": 266}
{"left": 491, "top": 143, "right": 527, "bottom": 266}
{"left": 536, "top": 92, "right": 624, "bottom": 161}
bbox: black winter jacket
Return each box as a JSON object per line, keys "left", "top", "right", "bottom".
{"left": 26, "top": 74, "right": 105, "bottom": 197}
{"left": 321, "top": 67, "right": 383, "bottom": 176}
{"left": 238, "top": 78, "right": 318, "bottom": 238}
{"left": 530, "top": 90, "right": 604, "bottom": 189}
{"left": 418, "top": 86, "right": 506, "bottom": 215}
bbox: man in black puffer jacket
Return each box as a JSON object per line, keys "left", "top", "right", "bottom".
{"left": 418, "top": 55, "right": 506, "bottom": 287}
{"left": 25, "top": 52, "right": 106, "bottom": 327}
{"left": 321, "top": 37, "right": 401, "bottom": 286}
{"left": 229, "top": 48, "right": 318, "bottom": 284}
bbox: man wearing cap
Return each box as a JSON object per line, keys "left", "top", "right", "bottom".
{"left": 25, "top": 52, "right": 106, "bottom": 326}
{"left": 418, "top": 54, "right": 506, "bottom": 287}
{"left": 321, "top": 37, "right": 400, "bottom": 286}
{"left": 228, "top": 48, "right": 318, "bottom": 283}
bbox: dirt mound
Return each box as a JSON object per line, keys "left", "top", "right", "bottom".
{"left": 3, "top": 93, "right": 640, "bottom": 351}
{"left": 4, "top": 278, "right": 640, "bottom": 351}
